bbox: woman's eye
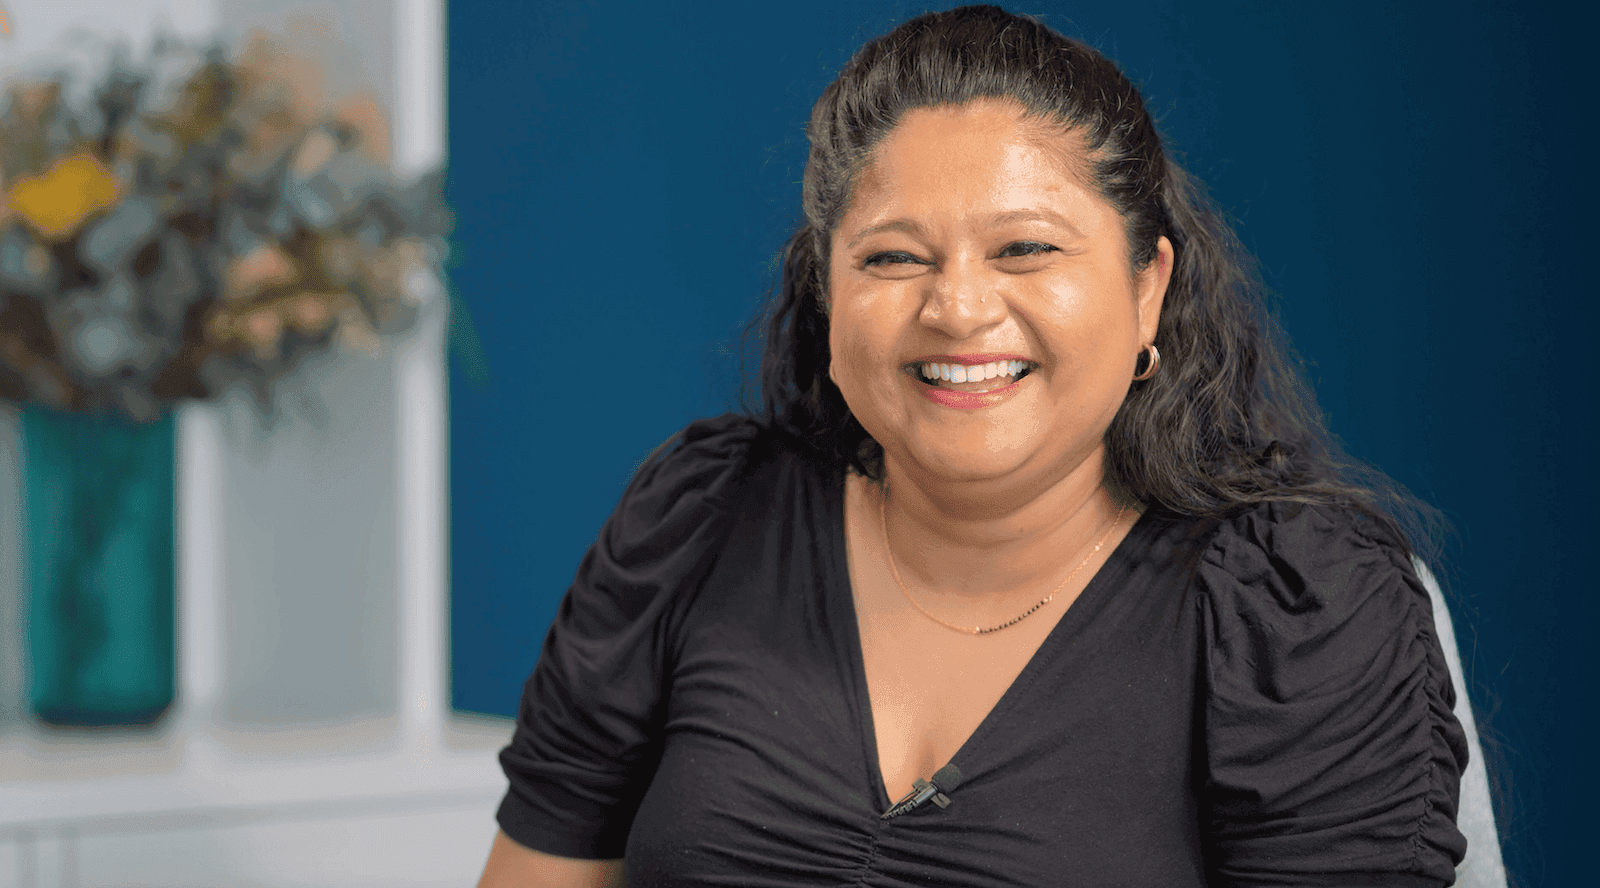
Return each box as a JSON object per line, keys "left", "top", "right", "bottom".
{"left": 997, "top": 241, "right": 1058, "bottom": 259}
{"left": 862, "top": 251, "right": 925, "bottom": 267}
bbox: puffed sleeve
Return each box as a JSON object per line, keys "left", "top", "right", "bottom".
{"left": 494, "top": 414, "right": 760, "bottom": 859}
{"left": 1197, "top": 501, "right": 1470, "bottom": 887}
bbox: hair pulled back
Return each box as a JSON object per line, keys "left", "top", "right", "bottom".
{"left": 756, "top": 4, "right": 1436, "bottom": 554}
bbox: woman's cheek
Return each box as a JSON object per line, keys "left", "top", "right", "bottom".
{"left": 830, "top": 324, "right": 886, "bottom": 422}
{"left": 830, "top": 336, "right": 870, "bottom": 410}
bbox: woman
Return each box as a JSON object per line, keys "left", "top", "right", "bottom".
{"left": 479, "top": 6, "right": 1468, "bottom": 886}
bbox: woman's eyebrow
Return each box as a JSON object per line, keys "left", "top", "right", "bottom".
{"left": 984, "top": 209, "right": 1084, "bottom": 238}
{"left": 846, "top": 218, "right": 926, "bottom": 248}
{"left": 846, "top": 210, "right": 1083, "bottom": 249}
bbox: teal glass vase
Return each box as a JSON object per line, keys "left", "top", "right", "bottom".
{"left": 21, "top": 405, "right": 176, "bottom": 726}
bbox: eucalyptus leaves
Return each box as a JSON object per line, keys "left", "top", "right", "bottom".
{"left": 0, "top": 35, "right": 450, "bottom": 420}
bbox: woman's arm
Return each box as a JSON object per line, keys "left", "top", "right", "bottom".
{"left": 477, "top": 830, "right": 626, "bottom": 888}
{"left": 1196, "top": 502, "right": 1469, "bottom": 884}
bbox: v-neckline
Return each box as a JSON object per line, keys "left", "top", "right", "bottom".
{"left": 822, "top": 469, "right": 1155, "bottom": 813}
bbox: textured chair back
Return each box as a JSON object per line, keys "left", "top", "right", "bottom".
{"left": 1415, "top": 558, "right": 1508, "bottom": 888}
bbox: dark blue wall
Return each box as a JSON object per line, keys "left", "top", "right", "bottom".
{"left": 446, "top": 2, "right": 1592, "bottom": 882}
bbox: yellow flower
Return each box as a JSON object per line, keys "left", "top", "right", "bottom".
{"left": 9, "top": 152, "right": 123, "bottom": 241}
{"left": 8, "top": 152, "right": 123, "bottom": 240}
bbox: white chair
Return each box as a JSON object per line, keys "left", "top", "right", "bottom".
{"left": 1416, "top": 558, "right": 1508, "bottom": 888}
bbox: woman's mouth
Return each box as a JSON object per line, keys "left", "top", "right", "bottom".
{"left": 909, "top": 359, "right": 1035, "bottom": 393}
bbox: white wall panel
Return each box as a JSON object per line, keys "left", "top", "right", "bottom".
{"left": 0, "top": 0, "right": 216, "bottom": 77}
{"left": 208, "top": 354, "right": 402, "bottom": 725}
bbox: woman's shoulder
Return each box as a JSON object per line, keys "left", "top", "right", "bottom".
{"left": 1188, "top": 498, "right": 1439, "bottom": 704}
{"left": 633, "top": 410, "right": 809, "bottom": 493}
{"left": 638, "top": 411, "right": 768, "bottom": 473}
{"left": 568, "top": 414, "right": 776, "bottom": 631}
{"left": 611, "top": 412, "right": 807, "bottom": 542}
{"left": 1192, "top": 498, "right": 1420, "bottom": 625}
{"left": 1188, "top": 497, "right": 1439, "bottom": 705}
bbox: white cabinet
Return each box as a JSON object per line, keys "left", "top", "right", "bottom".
{"left": 2, "top": 714, "right": 511, "bottom": 888}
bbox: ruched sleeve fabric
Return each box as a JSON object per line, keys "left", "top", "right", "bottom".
{"left": 494, "top": 414, "right": 759, "bottom": 860}
{"left": 1196, "top": 502, "right": 1470, "bottom": 886}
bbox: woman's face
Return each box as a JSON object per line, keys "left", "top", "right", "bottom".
{"left": 827, "top": 99, "right": 1172, "bottom": 489}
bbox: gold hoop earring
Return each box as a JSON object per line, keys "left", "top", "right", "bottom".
{"left": 1132, "top": 344, "right": 1161, "bottom": 381}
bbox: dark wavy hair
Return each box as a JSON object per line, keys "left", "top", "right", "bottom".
{"left": 752, "top": 4, "right": 1442, "bottom": 561}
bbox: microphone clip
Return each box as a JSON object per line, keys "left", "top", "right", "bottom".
{"left": 880, "top": 764, "right": 961, "bottom": 820}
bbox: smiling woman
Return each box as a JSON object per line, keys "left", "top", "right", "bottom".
{"left": 827, "top": 100, "right": 1172, "bottom": 492}
{"left": 479, "top": 6, "right": 1471, "bottom": 887}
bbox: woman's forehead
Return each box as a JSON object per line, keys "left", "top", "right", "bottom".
{"left": 841, "top": 101, "right": 1107, "bottom": 233}
{"left": 885, "top": 99, "right": 1088, "bottom": 159}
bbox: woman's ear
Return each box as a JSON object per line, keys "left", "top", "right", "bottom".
{"left": 1137, "top": 236, "right": 1174, "bottom": 344}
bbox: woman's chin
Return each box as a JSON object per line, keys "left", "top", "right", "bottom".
{"left": 892, "top": 437, "right": 1033, "bottom": 486}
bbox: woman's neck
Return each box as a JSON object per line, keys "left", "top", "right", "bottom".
{"left": 864, "top": 448, "right": 1138, "bottom": 603}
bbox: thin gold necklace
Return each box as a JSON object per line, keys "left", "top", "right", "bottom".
{"left": 877, "top": 486, "right": 1127, "bottom": 635}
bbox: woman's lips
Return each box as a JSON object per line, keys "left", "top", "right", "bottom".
{"left": 904, "top": 363, "right": 1031, "bottom": 409}
{"left": 907, "top": 352, "right": 1034, "bottom": 383}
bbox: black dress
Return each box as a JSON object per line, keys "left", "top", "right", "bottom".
{"left": 496, "top": 415, "right": 1469, "bottom": 887}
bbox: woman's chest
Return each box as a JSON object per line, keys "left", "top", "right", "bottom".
{"left": 625, "top": 539, "right": 1208, "bottom": 887}
{"left": 853, "top": 606, "right": 1057, "bottom": 804}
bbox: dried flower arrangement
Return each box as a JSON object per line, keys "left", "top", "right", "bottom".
{"left": 0, "top": 33, "right": 451, "bottom": 421}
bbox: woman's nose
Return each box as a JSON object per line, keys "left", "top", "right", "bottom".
{"left": 917, "top": 260, "right": 1007, "bottom": 338}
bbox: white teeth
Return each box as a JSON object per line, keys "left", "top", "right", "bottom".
{"left": 919, "top": 360, "right": 1032, "bottom": 382}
